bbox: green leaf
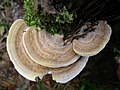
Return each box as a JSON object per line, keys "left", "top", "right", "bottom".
{"left": 37, "top": 79, "right": 43, "bottom": 90}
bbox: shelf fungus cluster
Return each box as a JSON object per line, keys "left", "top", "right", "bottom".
{"left": 7, "top": 19, "right": 112, "bottom": 83}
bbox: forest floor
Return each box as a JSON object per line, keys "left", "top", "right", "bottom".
{"left": 0, "top": 0, "right": 120, "bottom": 90}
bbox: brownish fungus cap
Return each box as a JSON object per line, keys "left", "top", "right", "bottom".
{"left": 7, "top": 19, "right": 49, "bottom": 81}
{"left": 73, "top": 21, "right": 112, "bottom": 56}
{"left": 7, "top": 19, "right": 88, "bottom": 83}
{"left": 23, "top": 27, "right": 80, "bottom": 68}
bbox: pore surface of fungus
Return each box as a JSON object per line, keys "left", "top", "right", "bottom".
{"left": 73, "top": 21, "right": 112, "bottom": 56}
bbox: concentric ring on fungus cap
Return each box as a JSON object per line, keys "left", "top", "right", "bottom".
{"left": 7, "top": 19, "right": 49, "bottom": 81}
{"left": 23, "top": 27, "right": 80, "bottom": 68}
{"left": 73, "top": 21, "right": 112, "bottom": 56}
{"left": 50, "top": 56, "right": 89, "bottom": 83}
{"left": 7, "top": 19, "right": 89, "bottom": 83}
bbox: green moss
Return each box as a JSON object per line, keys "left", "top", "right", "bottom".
{"left": 23, "top": 0, "right": 37, "bottom": 26}
{"left": 23, "top": 0, "right": 73, "bottom": 35}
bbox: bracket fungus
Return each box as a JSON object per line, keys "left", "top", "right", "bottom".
{"left": 23, "top": 27, "right": 80, "bottom": 68}
{"left": 73, "top": 21, "right": 112, "bottom": 56}
{"left": 6, "top": 19, "right": 49, "bottom": 81}
{"left": 51, "top": 56, "right": 89, "bottom": 83}
{"left": 7, "top": 18, "right": 112, "bottom": 83}
{"left": 7, "top": 19, "right": 89, "bottom": 83}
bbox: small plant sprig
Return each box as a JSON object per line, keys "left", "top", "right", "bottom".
{"left": 35, "top": 76, "right": 43, "bottom": 90}
{"left": 114, "top": 48, "right": 120, "bottom": 59}
{"left": 23, "top": 0, "right": 74, "bottom": 35}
